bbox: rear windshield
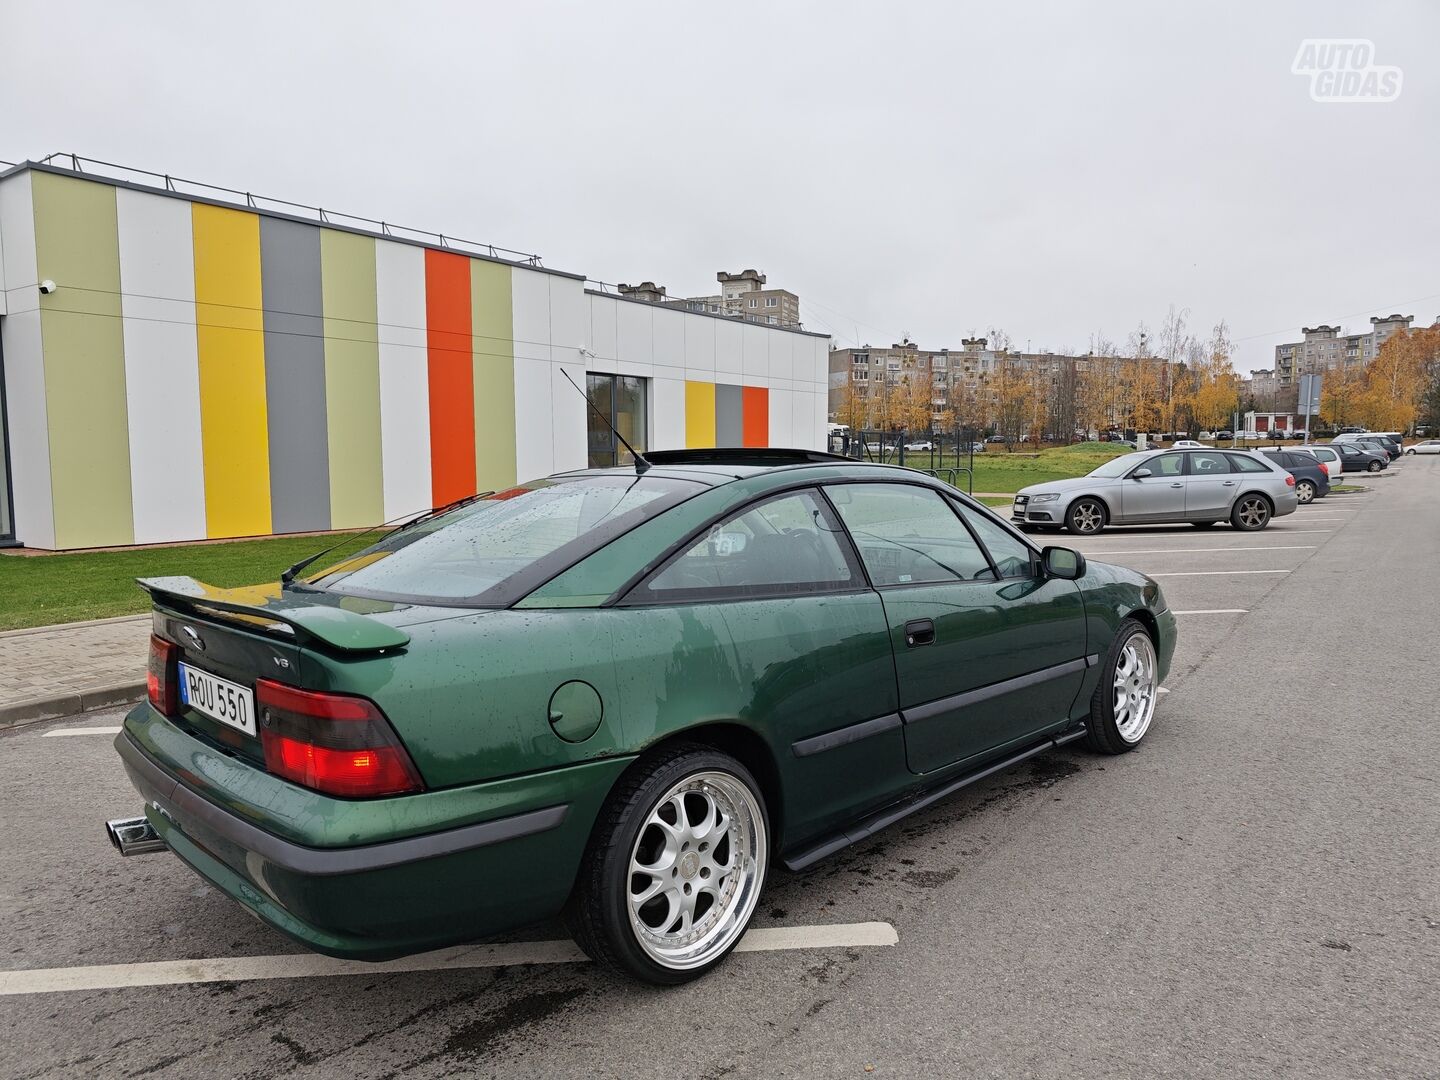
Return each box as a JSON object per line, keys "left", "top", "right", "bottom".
{"left": 305, "top": 474, "right": 699, "bottom": 604}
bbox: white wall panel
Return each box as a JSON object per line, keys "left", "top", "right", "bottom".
{"left": 791, "top": 391, "right": 812, "bottom": 450}
{"left": 0, "top": 172, "right": 54, "bottom": 548}
{"left": 548, "top": 274, "right": 586, "bottom": 354}
{"left": 588, "top": 293, "right": 618, "bottom": 362}
{"left": 769, "top": 332, "right": 794, "bottom": 381}
{"left": 115, "top": 189, "right": 206, "bottom": 543}
{"left": 511, "top": 268, "right": 551, "bottom": 362}
{"left": 513, "top": 356, "right": 554, "bottom": 481}
{"left": 768, "top": 387, "right": 793, "bottom": 447}
{"left": 615, "top": 299, "right": 653, "bottom": 366}
{"left": 551, "top": 359, "right": 588, "bottom": 472}
{"left": 375, "top": 240, "right": 432, "bottom": 520}
{"left": 684, "top": 314, "right": 715, "bottom": 373}
{"left": 812, "top": 391, "right": 828, "bottom": 449}
{"left": 652, "top": 308, "right": 686, "bottom": 369}
{"left": 650, "top": 376, "right": 686, "bottom": 452}
{"left": 715, "top": 319, "right": 742, "bottom": 377}
{"left": 741, "top": 323, "right": 769, "bottom": 380}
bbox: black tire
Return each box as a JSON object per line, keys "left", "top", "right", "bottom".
{"left": 1367, "top": 460, "right": 1383, "bottom": 473}
{"left": 1405, "top": 448, "right": 1415, "bottom": 455}
{"left": 1065, "top": 498, "right": 1107, "bottom": 536}
{"left": 1295, "top": 479, "right": 1316, "bottom": 504}
{"left": 1085, "top": 618, "right": 1159, "bottom": 755}
{"left": 565, "top": 743, "right": 769, "bottom": 985}
{"left": 1230, "top": 494, "right": 1272, "bottom": 531}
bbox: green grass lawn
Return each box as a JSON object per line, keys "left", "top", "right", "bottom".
{"left": 0, "top": 534, "right": 348, "bottom": 631}
{"left": 898, "top": 442, "right": 1130, "bottom": 494}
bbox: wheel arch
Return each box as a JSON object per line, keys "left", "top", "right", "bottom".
{"left": 628, "top": 722, "right": 786, "bottom": 846}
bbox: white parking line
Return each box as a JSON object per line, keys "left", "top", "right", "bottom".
{"left": 1072, "top": 545, "right": 1314, "bottom": 555}
{"left": 1172, "top": 609, "right": 1248, "bottom": 615}
{"left": 39, "top": 727, "right": 122, "bottom": 738}
{"left": 0, "top": 922, "right": 898, "bottom": 996}
{"left": 1148, "top": 570, "right": 1290, "bottom": 577}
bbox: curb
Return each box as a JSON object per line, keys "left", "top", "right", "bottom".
{"left": 0, "top": 683, "right": 146, "bottom": 730}
{"left": 0, "top": 613, "right": 150, "bottom": 640}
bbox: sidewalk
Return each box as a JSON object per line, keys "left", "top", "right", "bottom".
{"left": 0, "top": 614, "right": 150, "bottom": 728}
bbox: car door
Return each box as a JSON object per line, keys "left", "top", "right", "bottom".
{"left": 1184, "top": 450, "right": 1239, "bottom": 518}
{"left": 825, "top": 482, "right": 1088, "bottom": 776}
{"left": 1118, "top": 452, "right": 1187, "bottom": 521}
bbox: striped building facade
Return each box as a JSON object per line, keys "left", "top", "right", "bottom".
{"left": 0, "top": 164, "right": 830, "bottom": 550}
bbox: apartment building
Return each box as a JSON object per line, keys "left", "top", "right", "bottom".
{"left": 618, "top": 269, "right": 802, "bottom": 329}
{"left": 1273, "top": 315, "right": 1415, "bottom": 388}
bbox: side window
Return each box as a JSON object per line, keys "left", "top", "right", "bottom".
{"left": 952, "top": 501, "right": 1034, "bottom": 578}
{"left": 1145, "top": 454, "right": 1186, "bottom": 477}
{"left": 1189, "top": 451, "right": 1233, "bottom": 475}
{"left": 1227, "top": 453, "right": 1270, "bottom": 473}
{"left": 827, "top": 483, "right": 994, "bottom": 586}
{"left": 642, "top": 489, "right": 857, "bottom": 601}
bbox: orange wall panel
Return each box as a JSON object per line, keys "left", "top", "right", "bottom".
{"left": 742, "top": 386, "right": 769, "bottom": 447}
{"left": 425, "top": 249, "right": 477, "bottom": 505}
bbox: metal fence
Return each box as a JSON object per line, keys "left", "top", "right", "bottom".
{"left": 826, "top": 429, "right": 984, "bottom": 494}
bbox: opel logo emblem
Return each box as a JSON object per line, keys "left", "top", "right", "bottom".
{"left": 182, "top": 625, "right": 206, "bottom": 651}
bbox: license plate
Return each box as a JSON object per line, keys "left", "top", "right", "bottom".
{"left": 178, "top": 662, "right": 256, "bottom": 736}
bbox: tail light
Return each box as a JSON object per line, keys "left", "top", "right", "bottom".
{"left": 1285, "top": 474, "right": 1296, "bottom": 486}
{"left": 256, "top": 679, "right": 423, "bottom": 798}
{"left": 147, "top": 635, "right": 179, "bottom": 716}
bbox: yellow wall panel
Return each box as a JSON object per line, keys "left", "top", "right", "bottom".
{"left": 685, "top": 380, "right": 717, "bottom": 448}
{"left": 193, "top": 204, "right": 271, "bottom": 537}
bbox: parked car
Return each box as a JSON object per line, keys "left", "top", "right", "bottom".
{"left": 1290, "top": 444, "right": 1344, "bottom": 484}
{"left": 1405, "top": 439, "right": 1440, "bottom": 455}
{"left": 1236, "top": 430, "right": 1263, "bottom": 441}
{"left": 1260, "top": 449, "right": 1330, "bottom": 504}
{"left": 903, "top": 440, "right": 936, "bottom": 451}
{"left": 1171, "top": 439, "right": 1206, "bottom": 449}
{"left": 1336, "top": 435, "right": 1400, "bottom": 462}
{"left": 1331, "top": 441, "right": 1388, "bottom": 473}
{"left": 1012, "top": 448, "right": 1298, "bottom": 535}
{"left": 986, "top": 434, "right": 1007, "bottom": 444}
{"left": 105, "top": 448, "right": 1177, "bottom": 985}
{"left": 1216, "top": 430, "right": 1233, "bottom": 440}
{"left": 1197, "top": 431, "right": 1214, "bottom": 440}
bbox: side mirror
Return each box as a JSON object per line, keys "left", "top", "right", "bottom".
{"left": 1130, "top": 468, "right": 1152, "bottom": 479}
{"left": 1042, "top": 546, "right": 1086, "bottom": 580}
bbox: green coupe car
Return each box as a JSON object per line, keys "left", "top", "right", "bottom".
{"left": 108, "top": 449, "right": 1175, "bottom": 984}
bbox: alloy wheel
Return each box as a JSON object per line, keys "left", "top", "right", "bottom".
{"left": 1236, "top": 497, "right": 1269, "bottom": 529}
{"left": 1070, "top": 500, "right": 1104, "bottom": 534}
{"left": 1296, "top": 480, "right": 1315, "bottom": 504}
{"left": 627, "top": 771, "right": 766, "bottom": 971}
{"left": 1112, "top": 632, "right": 1158, "bottom": 744}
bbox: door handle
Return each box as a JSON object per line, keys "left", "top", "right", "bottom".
{"left": 1170, "top": 482, "right": 1183, "bottom": 488}
{"left": 904, "top": 619, "right": 935, "bottom": 648}
{"left": 1222, "top": 480, "right": 1237, "bottom": 486}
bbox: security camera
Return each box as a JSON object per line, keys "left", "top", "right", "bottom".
{"left": 38, "top": 280, "right": 57, "bottom": 294}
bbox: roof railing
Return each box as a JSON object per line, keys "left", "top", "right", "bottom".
{"left": 21, "top": 152, "right": 544, "bottom": 267}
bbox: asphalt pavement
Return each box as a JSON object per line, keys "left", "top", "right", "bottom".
{"left": 1, "top": 459, "right": 1436, "bottom": 1078}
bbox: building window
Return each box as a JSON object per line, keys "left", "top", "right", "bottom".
{"left": 748, "top": 299, "right": 757, "bottom": 308}
{"left": 586, "top": 373, "right": 648, "bottom": 468}
{"left": 766, "top": 297, "right": 778, "bottom": 308}
{"left": 768, "top": 316, "right": 777, "bottom": 325}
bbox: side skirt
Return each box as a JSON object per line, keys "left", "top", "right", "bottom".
{"left": 782, "top": 725, "right": 1088, "bottom": 872}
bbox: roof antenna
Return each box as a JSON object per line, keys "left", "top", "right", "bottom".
{"left": 560, "top": 368, "right": 650, "bottom": 473}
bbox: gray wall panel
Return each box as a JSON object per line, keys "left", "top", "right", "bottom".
{"left": 715, "top": 382, "right": 743, "bottom": 447}
{"left": 261, "top": 217, "right": 331, "bottom": 533}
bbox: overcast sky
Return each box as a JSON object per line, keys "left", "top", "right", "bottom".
{"left": 5, "top": 1, "right": 1436, "bottom": 373}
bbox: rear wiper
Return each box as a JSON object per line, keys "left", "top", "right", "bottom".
{"left": 279, "top": 491, "right": 496, "bottom": 587}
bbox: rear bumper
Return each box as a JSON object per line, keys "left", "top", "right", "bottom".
{"left": 115, "top": 704, "right": 631, "bottom": 960}
{"left": 1156, "top": 608, "right": 1178, "bottom": 684}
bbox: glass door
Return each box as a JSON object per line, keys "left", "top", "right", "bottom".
{"left": 586, "top": 373, "right": 648, "bottom": 467}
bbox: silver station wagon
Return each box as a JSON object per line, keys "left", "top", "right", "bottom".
{"left": 1013, "top": 449, "right": 1300, "bottom": 535}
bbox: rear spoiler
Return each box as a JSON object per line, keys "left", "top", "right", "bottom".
{"left": 136, "top": 576, "right": 410, "bottom": 654}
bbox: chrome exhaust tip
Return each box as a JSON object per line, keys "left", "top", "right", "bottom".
{"left": 106, "top": 815, "right": 166, "bottom": 856}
